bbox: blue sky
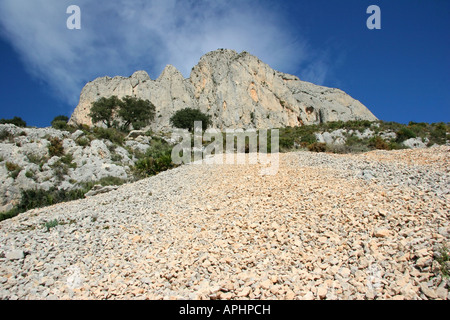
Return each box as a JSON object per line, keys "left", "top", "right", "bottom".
{"left": 0, "top": 0, "right": 448, "bottom": 127}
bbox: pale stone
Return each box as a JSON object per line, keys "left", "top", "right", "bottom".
{"left": 435, "top": 287, "right": 448, "bottom": 300}
{"left": 260, "top": 279, "right": 272, "bottom": 290}
{"left": 237, "top": 287, "right": 251, "bottom": 297}
{"left": 69, "top": 49, "right": 377, "bottom": 131}
{"left": 420, "top": 284, "right": 437, "bottom": 299}
{"left": 317, "top": 286, "right": 328, "bottom": 299}
{"left": 374, "top": 228, "right": 390, "bottom": 238}
{"left": 5, "top": 250, "right": 24, "bottom": 261}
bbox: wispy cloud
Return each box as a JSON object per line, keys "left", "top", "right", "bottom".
{"left": 0, "top": 0, "right": 330, "bottom": 109}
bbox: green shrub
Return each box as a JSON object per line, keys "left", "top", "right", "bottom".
{"left": 298, "top": 133, "right": 317, "bottom": 145}
{"left": 96, "top": 176, "right": 127, "bottom": 186}
{"left": 17, "top": 188, "right": 88, "bottom": 213}
{"left": 9, "top": 169, "right": 21, "bottom": 179}
{"left": 428, "top": 122, "right": 447, "bottom": 145}
{"left": 396, "top": 127, "right": 416, "bottom": 143}
{"left": 326, "top": 144, "right": 351, "bottom": 154}
{"left": 368, "top": 136, "right": 389, "bottom": 150}
{"left": 132, "top": 139, "right": 176, "bottom": 178}
{"left": 435, "top": 245, "right": 449, "bottom": 278}
{"left": 51, "top": 115, "right": 69, "bottom": 130}
{"left": 342, "top": 135, "right": 371, "bottom": 153}
{"left": 51, "top": 120, "right": 69, "bottom": 130}
{"left": 0, "top": 176, "right": 129, "bottom": 221}
{"left": 0, "top": 116, "right": 27, "bottom": 127}
{"left": 45, "top": 219, "right": 59, "bottom": 232}
{"left": 76, "top": 137, "right": 90, "bottom": 147}
{"left": 110, "top": 153, "right": 123, "bottom": 162}
{"left": 134, "top": 152, "right": 174, "bottom": 178}
{"left": 51, "top": 163, "right": 69, "bottom": 181}
{"left": 5, "top": 162, "right": 22, "bottom": 179}
{"left": 0, "top": 130, "right": 14, "bottom": 142}
{"left": 48, "top": 137, "right": 64, "bottom": 157}
{"left": 5, "top": 161, "right": 20, "bottom": 172}
{"left": 388, "top": 141, "right": 405, "bottom": 150}
{"left": 170, "top": 108, "right": 212, "bottom": 132}
{"left": 92, "top": 127, "right": 124, "bottom": 146}
{"left": 307, "top": 142, "right": 327, "bottom": 153}
{"left": 26, "top": 153, "right": 46, "bottom": 165}
{"left": 0, "top": 208, "right": 20, "bottom": 221}
{"left": 279, "top": 135, "right": 295, "bottom": 150}
{"left": 325, "top": 121, "right": 346, "bottom": 131}
{"left": 60, "top": 153, "right": 77, "bottom": 168}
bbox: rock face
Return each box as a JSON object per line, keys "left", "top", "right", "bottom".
{"left": 0, "top": 124, "right": 151, "bottom": 213}
{"left": 69, "top": 49, "right": 377, "bottom": 130}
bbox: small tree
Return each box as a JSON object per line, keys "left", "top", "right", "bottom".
{"left": 118, "top": 96, "right": 156, "bottom": 131}
{"left": 89, "top": 96, "right": 122, "bottom": 128}
{"left": 51, "top": 115, "right": 69, "bottom": 130}
{"left": 170, "top": 108, "right": 212, "bottom": 132}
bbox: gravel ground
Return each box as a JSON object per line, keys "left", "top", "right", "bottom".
{"left": 0, "top": 146, "right": 449, "bottom": 300}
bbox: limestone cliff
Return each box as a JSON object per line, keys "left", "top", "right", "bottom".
{"left": 69, "top": 49, "right": 377, "bottom": 130}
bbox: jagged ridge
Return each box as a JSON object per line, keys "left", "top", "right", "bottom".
{"left": 69, "top": 49, "right": 377, "bottom": 130}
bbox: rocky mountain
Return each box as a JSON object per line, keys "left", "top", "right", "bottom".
{"left": 69, "top": 49, "right": 377, "bottom": 130}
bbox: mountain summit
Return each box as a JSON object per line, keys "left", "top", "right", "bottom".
{"left": 69, "top": 49, "right": 377, "bottom": 130}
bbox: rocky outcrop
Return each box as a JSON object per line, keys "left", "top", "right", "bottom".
{"left": 0, "top": 124, "right": 151, "bottom": 213}
{"left": 69, "top": 49, "right": 378, "bottom": 130}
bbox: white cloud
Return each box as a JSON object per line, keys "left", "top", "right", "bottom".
{"left": 0, "top": 0, "right": 330, "bottom": 109}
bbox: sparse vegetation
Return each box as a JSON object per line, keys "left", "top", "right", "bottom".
{"left": 435, "top": 245, "right": 449, "bottom": 278}
{"left": 307, "top": 142, "right": 327, "bottom": 153}
{"left": 0, "top": 176, "right": 128, "bottom": 221}
{"left": 25, "top": 170, "right": 34, "bottom": 179}
{"left": 45, "top": 219, "right": 59, "bottom": 232}
{"left": 26, "top": 152, "right": 46, "bottom": 165}
{"left": 92, "top": 127, "right": 125, "bottom": 146}
{"left": 0, "top": 130, "right": 15, "bottom": 142}
{"left": 5, "top": 161, "right": 20, "bottom": 172}
{"left": 51, "top": 115, "right": 70, "bottom": 130}
{"left": 0, "top": 118, "right": 448, "bottom": 222}
{"left": 5, "top": 162, "right": 22, "bottom": 179}
{"left": 48, "top": 137, "right": 65, "bottom": 157}
{"left": 395, "top": 127, "right": 416, "bottom": 143}
{"left": 132, "top": 137, "right": 177, "bottom": 179}
{"left": 0, "top": 116, "right": 27, "bottom": 127}
{"left": 76, "top": 137, "right": 90, "bottom": 147}
{"left": 368, "top": 136, "right": 390, "bottom": 150}
{"left": 275, "top": 120, "right": 449, "bottom": 154}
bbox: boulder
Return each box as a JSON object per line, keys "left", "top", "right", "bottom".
{"left": 403, "top": 138, "right": 427, "bottom": 149}
{"left": 85, "top": 185, "right": 119, "bottom": 197}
